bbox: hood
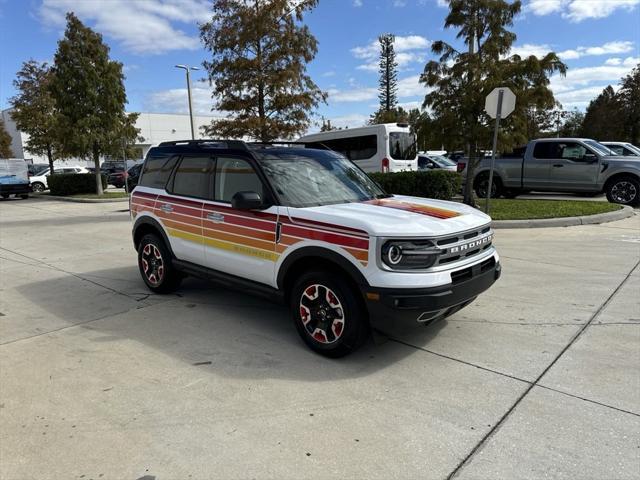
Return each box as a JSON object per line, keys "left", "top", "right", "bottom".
{"left": 287, "top": 195, "right": 491, "bottom": 237}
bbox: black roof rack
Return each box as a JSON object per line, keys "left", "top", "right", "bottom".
{"left": 157, "top": 139, "right": 249, "bottom": 150}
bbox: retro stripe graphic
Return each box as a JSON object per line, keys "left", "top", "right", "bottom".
{"left": 363, "top": 198, "right": 461, "bottom": 219}
{"left": 131, "top": 192, "right": 370, "bottom": 266}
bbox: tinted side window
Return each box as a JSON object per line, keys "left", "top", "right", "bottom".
{"left": 609, "top": 146, "right": 624, "bottom": 155}
{"left": 311, "top": 135, "right": 377, "bottom": 161}
{"left": 214, "top": 157, "right": 264, "bottom": 202}
{"left": 533, "top": 142, "right": 558, "bottom": 159}
{"left": 139, "top": 154, "right": 179, "bottom": 189}
{"left": 171, "top": 156, "right": 214, "bottom": 199}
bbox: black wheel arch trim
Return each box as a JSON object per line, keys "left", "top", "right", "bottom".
{"left": 132, "top": 215, "right": 175, "bottom": 257}
{"left": 276, "top": 246, "right": 370, "bottom": 291}
{"left": 604, "top": 171, "right": 640, "bottom": 187}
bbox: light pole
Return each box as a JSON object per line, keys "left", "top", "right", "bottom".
{"left": 175, "top": 64, "right": 199, "bottom": 140}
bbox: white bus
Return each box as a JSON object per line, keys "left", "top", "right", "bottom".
{"left": 298, "top": 123, "right": 418, "bottom": 173}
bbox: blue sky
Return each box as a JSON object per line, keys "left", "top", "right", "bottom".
{"left": 1, "top": 0, "right": 639, "bottom": 131}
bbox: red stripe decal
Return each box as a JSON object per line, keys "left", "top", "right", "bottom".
{"left": 282, "top": 224, "right": 369, "bottom": 250}
{"left": 363, "top": 199, "right": 461, "bottom": 219}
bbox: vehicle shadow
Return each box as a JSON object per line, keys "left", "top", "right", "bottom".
{"left": 16, "top": 265, "right": 447, "bottom": 382}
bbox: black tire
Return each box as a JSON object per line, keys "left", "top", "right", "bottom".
{"left": 1, "top": 194, "right": 9, "bottom": 199}
{"left": 31, "top": 182, "right": 45, "bottom": 193}
{"left": 605, "top": 176, "right": 640, "bottom": 206}
{"left": 137, "top": 233, "right": 182, "bottom": 293}
{"left": 290, "top": 270, "right": 369, "bottom": 358}
{"left": 474, "top": 172, "right": 503, "bottom": 199}
{"left": 20, "top": 194, "right": 29, "bottom": 199}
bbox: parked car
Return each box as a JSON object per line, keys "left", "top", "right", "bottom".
{"left": 130, "top": 140, "right": 500, "bottom": 357}
{"left": 418, "top": 154, "right": 458, "bottom": 172}
{"left": 457, "top": 138, "right": 640, "bottom": 205}
{"left": 0, "top": 159, "right": 31, "bottom": 199}
{"left": 100, "top": 161, "right": 126, "bottom": 175}
{"left": 29, "top": 166, "right": 89, "bottom": 192}
{"left": 601, "top": 142, "right": 640, "bottom": 157}
{"left": 126, "top": 163, "right": 142, "bottom": 190}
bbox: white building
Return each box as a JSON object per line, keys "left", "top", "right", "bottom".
{"left": 1, "top": 109, "right": 219, "bottom": 166}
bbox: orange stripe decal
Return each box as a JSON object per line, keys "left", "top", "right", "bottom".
{"left": 363, "top": 199, "right": 461, "bottom": 219}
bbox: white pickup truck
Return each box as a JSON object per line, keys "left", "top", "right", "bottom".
{"left": 459, "top": 138, "right": 640, "bottom": 206}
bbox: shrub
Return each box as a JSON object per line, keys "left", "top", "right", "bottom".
{"left": 48, "top": 173, "right": 108, "bottom": 196}
{"left": 368, "top": 170, "right": 462, "bottom": 200}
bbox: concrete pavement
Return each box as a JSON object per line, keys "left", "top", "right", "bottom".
{"left": 0, "top": 198, "right": 638, "bottom": 479}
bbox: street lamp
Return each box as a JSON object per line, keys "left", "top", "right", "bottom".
{"left": 175, "top": 64, "right": 199, "bottom": 140}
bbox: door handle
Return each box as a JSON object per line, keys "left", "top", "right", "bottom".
{"left": 159, "top": 204, "right": 173, "bottom": 213}
{"left": 207, "top": 212, "right": 224, "bottom": 223}
{"left": 552, "top": 164, "right": 564, "bottom": 168}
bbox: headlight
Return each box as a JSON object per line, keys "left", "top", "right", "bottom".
{"left": 381, "top": 240, "right": 441, "bottom": 270}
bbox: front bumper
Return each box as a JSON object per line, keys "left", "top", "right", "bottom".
{"left": 364, "top": 257, "right": 501, "bottom": 330}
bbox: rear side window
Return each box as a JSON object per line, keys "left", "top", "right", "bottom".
{"left": 171, "top": 156, "right": 214, "bottom": 199}
{"left": 308, "top": 135, "right": 377, "bottom": 161}
{"left": 139, "top": 154, "right": 179, "bottom": 189}
{"left": 533, "top": 142, "right": 558, "bottom": 159}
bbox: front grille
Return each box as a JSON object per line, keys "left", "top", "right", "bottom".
{"left": 435, "top": 225, "right": 493, "bottom": 266}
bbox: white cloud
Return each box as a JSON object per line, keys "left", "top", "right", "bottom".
{"left": 393, "top": 0, "right": 407, "bottom": 6}
{"left": 352, "top": 0, "right": 363, "bottom": 6}
{"left": 510, "top": 41, "right": 636, "bottom": 60}
{"left": 322, "top": 70, "right": 336, "bottom": 77}
{"left": 327, "top": 87, "right": 378, "bottom": 102}
{"left": 144, "top": 85, "right": 219, "bottom": 116}
{"left": 38, "top": 0, "right": 210, "bottom": 54}
{"left": 527, "top": 0, "right": 640, "bottom": 22}
{"left": 325, "top": 114, "right": 369, "bottom": 130}
{"left": 351, "top": 35, "right": 430, "bottom": 71}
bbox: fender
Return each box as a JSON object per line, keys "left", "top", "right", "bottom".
{"left": 132, "top": 215, "right": 175, "bottom": 257}
{"left": 276, "top": 246, "right": 370, "bottom": 290}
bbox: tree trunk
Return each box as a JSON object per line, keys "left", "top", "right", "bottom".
{"left": 46, "top": 144, "right": 54, "bottom": 176}
{"left": 93, "top": 145, "right": 103, "bottom": 195}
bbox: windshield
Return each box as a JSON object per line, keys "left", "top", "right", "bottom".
{"left": 431, "top": 155, "right": 456, "bottom": 167}
{"left": 388, "top": 132, "right": 416, "bottom": 160}
{"left": 584, "top": 140, "right": 614, "bottom": 156}
{"left": 258, "top": 149, "right": 387, "bottom": 208}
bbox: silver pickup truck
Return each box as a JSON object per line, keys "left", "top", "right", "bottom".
{"left": 459, "top": 138, "right": 640, "bottom": 206}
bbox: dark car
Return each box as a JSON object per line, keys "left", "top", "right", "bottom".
{"left": 101, "top": 161, "right": 126, "bottom": 175}
{"left": 108, "top": 163, "right": 143, "bottom": 189}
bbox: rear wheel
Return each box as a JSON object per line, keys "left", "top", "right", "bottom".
{"left": 605, "top": 176, "right": 640, "bottom": 206}
{"left": 291, "top": 271, "right": 369, "bottom": 358}
{"left": 474, "top": 172, "right": 503, "bottom": 199}
{"left": 31, "top": 182, "right": 45, "bottom": 193}
{"left": 137, "top": 234, "right": 182, "bottom": 293}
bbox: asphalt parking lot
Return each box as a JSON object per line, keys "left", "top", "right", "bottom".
{"left": 1, "top": 198, "right": 639, "bottom": 480}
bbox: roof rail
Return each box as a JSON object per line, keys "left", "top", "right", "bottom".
{"left": 157, "top": 139, "right": 249, "bottom": 150}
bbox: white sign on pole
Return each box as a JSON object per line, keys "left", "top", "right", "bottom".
{"left": 485, "top": 87, "right": 516, "bottom": 119}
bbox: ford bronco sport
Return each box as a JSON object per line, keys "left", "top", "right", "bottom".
{"left": 131, "top": 140, "right": 500, "bottom": 357}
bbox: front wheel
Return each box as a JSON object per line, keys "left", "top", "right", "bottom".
{"left": 137, "top": 234, "right": 182, "bottom": 293}
{"left": 474, "top": 173, "right": 502, "bottom": 199}
{"left": 606, "top": 176, "right": 640, "bottom": 206}
{"left": 31, "top": 182, "right": 45, "bottom": 193}
{"left": 291, "top": 271, "right": 369, "bottom": 358}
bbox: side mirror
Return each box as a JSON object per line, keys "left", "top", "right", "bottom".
{"left": 232, "top": 191, "right": 264, "bottom": 210}
{"left": 583, "top": 153, "right": 598, "bottom": 163}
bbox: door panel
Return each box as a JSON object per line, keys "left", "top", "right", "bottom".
{"left": 202, "top": 156, "right": 278, "bottom": 287}
{"left": 155, "top": 194, "right": 204, "bottom": 265}
{"left": 547, "top": 143, "right": 600, "bottom": 190}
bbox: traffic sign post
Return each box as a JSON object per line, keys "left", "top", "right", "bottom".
{"left": 484, "top": 87, "right": 516, "bottom": 214}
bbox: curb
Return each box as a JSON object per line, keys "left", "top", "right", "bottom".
{"left": 34, "top": 194, "right": 129, "bottom": 204}
{"left": 492, "top": 205, "right": 635, "bottom": 229}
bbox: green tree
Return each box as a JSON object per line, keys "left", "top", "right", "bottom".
{"left": 581, "top": 86, "right": 624, "bottom": 141}
{"left": 617, "top": 64, "right": 640, "bottom": 144}
{"left": 558, "top": 109, "right": 585, "bottom": 138}
{"left": 0, "top": 119, "right": 13, "bottom": 158}
{"left": 200, "top": 0, "right": 326, "bottom": 141}
{"left": 9, "top": 60, "right": 59, "bottom": 173}
{"left": 370, "top": 34, "right": 398, "bottom": 123}
{"left": 320, "top": 117, "right": 337, "bottom": 131}
{"left": 421, "top": 0, "right": 565, "bottom": 205}
{"left": 49, "top": 13, "right": 138, "bottom": 195}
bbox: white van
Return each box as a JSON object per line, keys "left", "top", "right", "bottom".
{"left": 298, "top": 123, "right": 418, "bottom": 173}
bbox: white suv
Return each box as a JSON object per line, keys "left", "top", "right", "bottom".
{"left": 30, "top": 166, "right": 89, "bottom": 192}
{"left": 131, "top": 141, "right": 500, "bottom": 357}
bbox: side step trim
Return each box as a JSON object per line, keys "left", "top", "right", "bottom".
{"left": 172, "top": 259, "right": 285, "bottom": 304}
